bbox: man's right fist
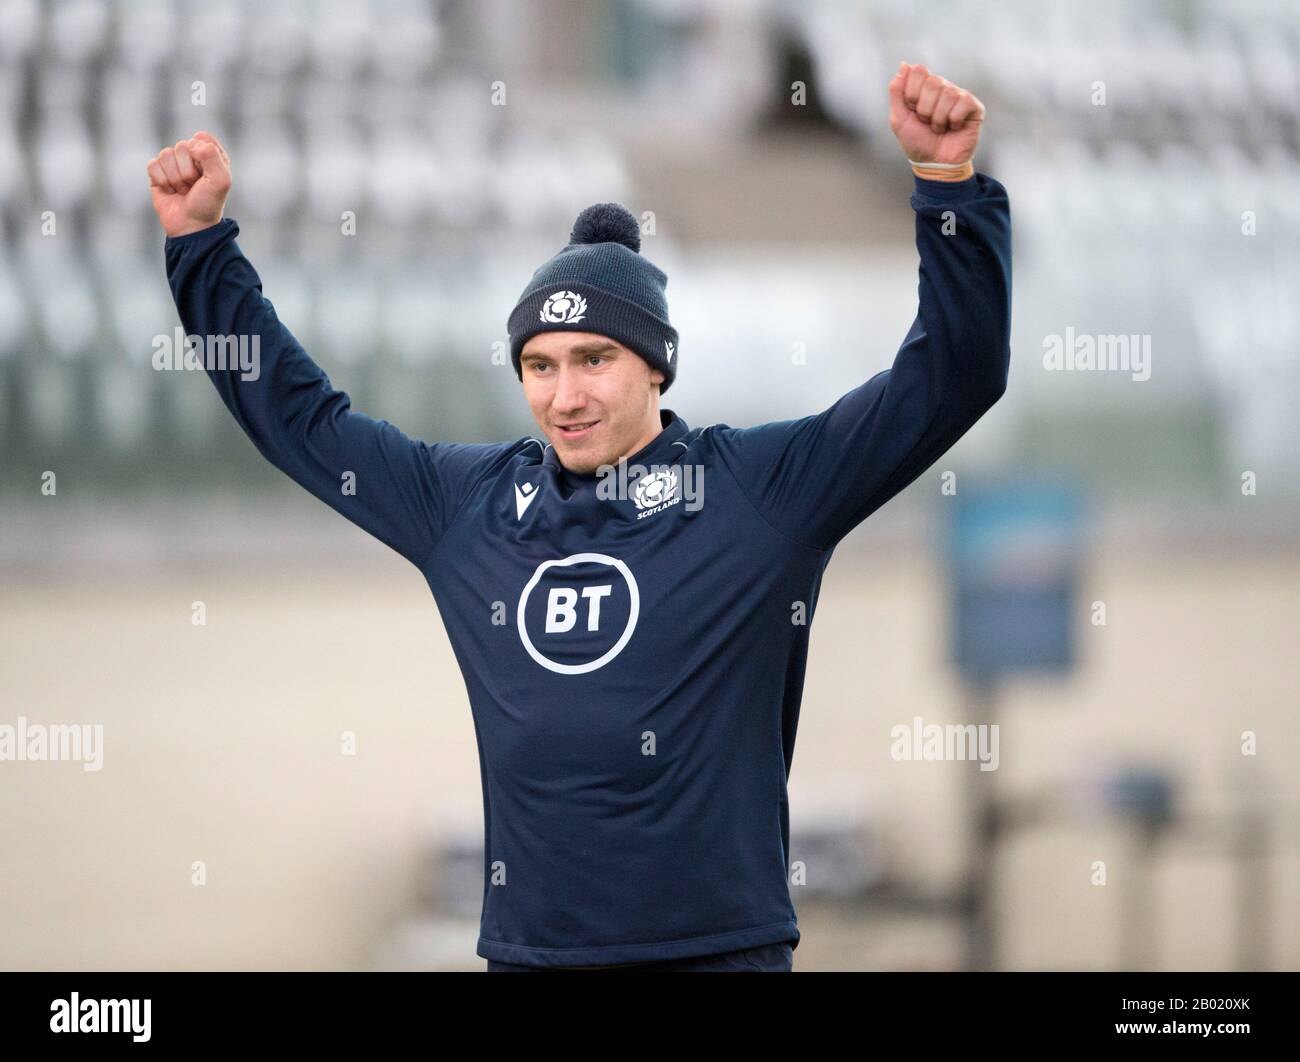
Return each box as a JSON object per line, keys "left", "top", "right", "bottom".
{"left": 147, "top": 131, "right": 232, "bottom": 238}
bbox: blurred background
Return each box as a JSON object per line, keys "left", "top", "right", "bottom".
{"left": 2, "top": 0, "right": 1298, "bottom": 971}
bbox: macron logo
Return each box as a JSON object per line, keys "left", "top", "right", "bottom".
{"left": 665, "top": 340, "right": 675, "bottom": 362}
{"left": 515, "top": 481, "right": 541, "bottom": 520}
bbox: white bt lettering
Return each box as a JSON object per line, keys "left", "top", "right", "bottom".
{"left": 544, "top": 585, "right": 613, "bottom": 633}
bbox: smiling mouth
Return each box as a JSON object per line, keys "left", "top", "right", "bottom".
{"left": 556, "top": 420, "right": 599, "bottom": 438}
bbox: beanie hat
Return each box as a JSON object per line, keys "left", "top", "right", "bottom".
{"left": 507, "top": 203, "right": 679, "bottom": 394}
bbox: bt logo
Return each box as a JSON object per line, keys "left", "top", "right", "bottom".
{"left": 517, "top": 553, "right": 639, "bottom": 675}
{"left": 545, "top": 585, "right": 612, "bottom": 632}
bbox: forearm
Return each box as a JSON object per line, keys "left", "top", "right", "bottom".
{"left": 805, "top": 168, "right": 1012, "bottom": 529}
{"left": 165, "top": 218, "right": 324, "bottom": 472}
{"left": 903, "top": 169, "right": 1012, "bottom": 434}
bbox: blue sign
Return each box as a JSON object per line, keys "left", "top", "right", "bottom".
{"left": 947, "top": 478, "right": 1084, "bottom": 682}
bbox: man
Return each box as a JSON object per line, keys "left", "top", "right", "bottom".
{"left": 150, "top": 61, "right": 1009, "bottom": 972}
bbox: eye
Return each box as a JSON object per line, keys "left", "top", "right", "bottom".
{"left": 586, "top": 355, "right": 605, "bottom": 367}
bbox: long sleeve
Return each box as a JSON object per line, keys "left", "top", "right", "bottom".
{"left": 164, "top": 218, "right": 512, "bottom": 568}
{"left": 708, "top": 170, "right": 1012, "bottom": 552}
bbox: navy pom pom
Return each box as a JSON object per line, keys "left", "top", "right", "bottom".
{"left": 569, "top": 203, "right": 641, "bottom": 253}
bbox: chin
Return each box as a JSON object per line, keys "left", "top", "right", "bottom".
{"left": 559, "top": 452, "right": 603, "bottom": 475}
{"left": 553, "top": 442, "right": 614, "bottom": 476}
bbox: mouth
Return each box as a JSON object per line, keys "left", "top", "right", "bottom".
{"left": 555, "top": 419, "right": 599, "bottom": 441}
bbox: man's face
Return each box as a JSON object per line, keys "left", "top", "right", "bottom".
{"left": 520, "top": 332, "right": 666, "bottom": 475}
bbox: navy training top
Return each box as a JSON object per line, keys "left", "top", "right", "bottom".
{"left": 164, "top": 171, "right": 1011, "bottom": 967}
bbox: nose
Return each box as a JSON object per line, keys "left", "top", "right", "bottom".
{"left": 551, "top": 362, "right": 587, "bottom": 415}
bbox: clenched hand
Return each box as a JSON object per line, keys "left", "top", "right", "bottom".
{"left": 147, "top": 131, "right": 232, "bottom": 238}
{"left": 889, "top": 62, "right": 985, "bottom": 168}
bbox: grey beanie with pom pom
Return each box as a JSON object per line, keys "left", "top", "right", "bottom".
{"left": 507, "top": 203, "right": 679, "bottom": 394}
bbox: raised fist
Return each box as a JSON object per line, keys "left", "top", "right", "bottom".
{"left": 147, "top": 131, "right": 232, "bottom": 238}
{"left": 888, "top": 62, "right": 985, "bottom": 167}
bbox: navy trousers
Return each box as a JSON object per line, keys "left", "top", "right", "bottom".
{"left": 486, "top": 940, "right": 793, "bottom": 972}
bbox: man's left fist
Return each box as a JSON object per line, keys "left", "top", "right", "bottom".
{"left": 888, "top": 62, "right": 985, "bottom": 166}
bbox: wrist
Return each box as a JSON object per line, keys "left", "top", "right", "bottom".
{"left": 163, "top": 217, "right": 235, "bottom": 249}
{"left": 909, "top": 159, "right": 974, "bottom": 182}
{"left": 167, "top": 215, "right": 225, "bottom": 239}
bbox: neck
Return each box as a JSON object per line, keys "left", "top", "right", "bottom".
{"left": 614, "top": 408, "right": 668, "bottom": 465}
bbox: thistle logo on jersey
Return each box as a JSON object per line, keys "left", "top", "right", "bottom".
{"left": 631, "top": 468, "right": 680, "bottom": 519}
{"left": 517, "top": 553, "right": 639, "bottom": 674}
{"left": 539, "top": 290, "right": 587, "bottom": 324}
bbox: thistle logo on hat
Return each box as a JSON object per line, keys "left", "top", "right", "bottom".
{"left": 508, "top": 202, "right": 680, "bottom": 393}
{"left": 540, "top": 291, "right": 588, "bottom": 324}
